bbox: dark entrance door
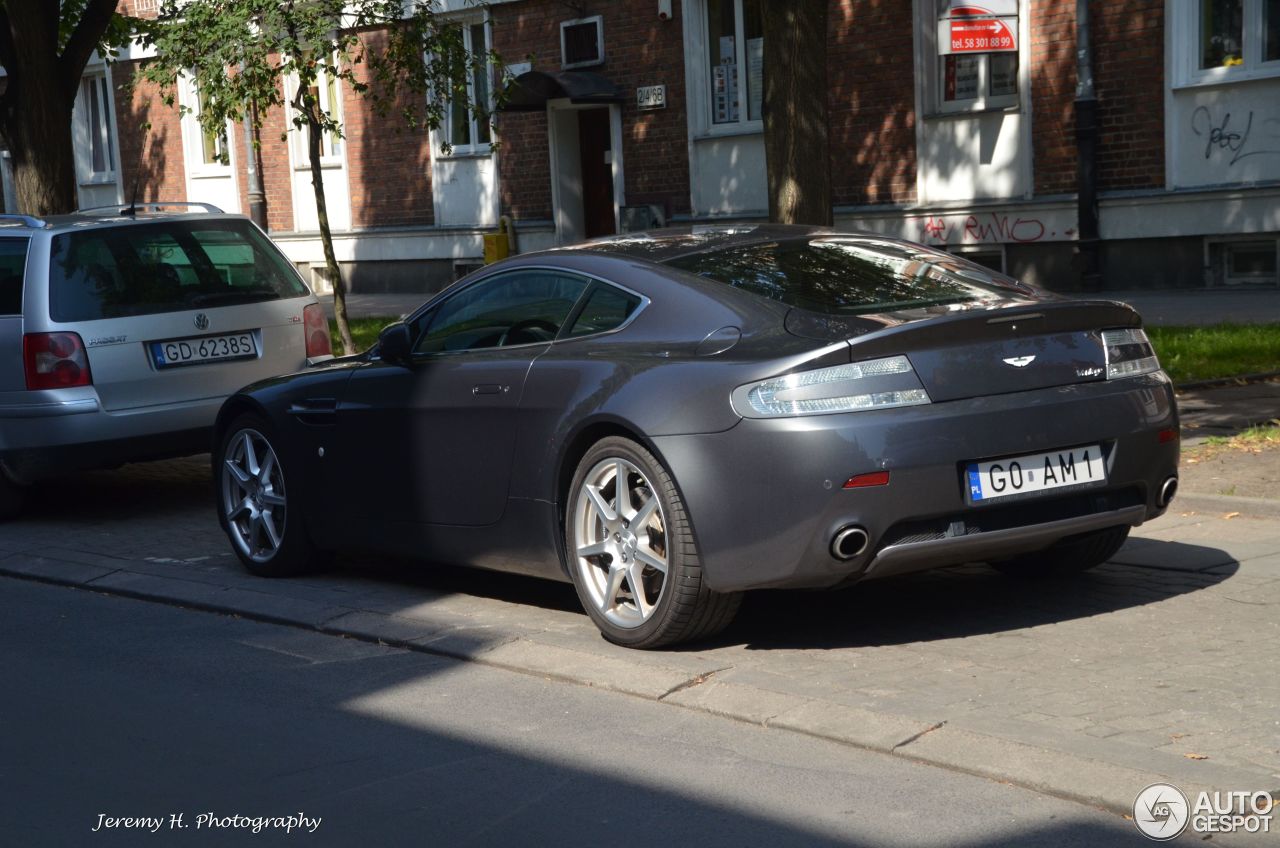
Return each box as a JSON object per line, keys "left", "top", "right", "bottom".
{"left": 578, "top": 108, "right": 615, "bottom": 238}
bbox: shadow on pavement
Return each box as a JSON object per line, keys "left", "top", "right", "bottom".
{"left": 717, "top": 549, "right": 1237, "bottom": 651}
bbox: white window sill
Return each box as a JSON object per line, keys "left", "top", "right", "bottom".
{"left": 292, "top": 161, "right": 344, "bottom": 171}
{"left": 435, "top": 149, "right": 495, "bottom": 160}
{"left": 78, "top": 173, "right": 118, "bottom": 186}
{"left": 926, "top": 103, "right": 1020, "bottom": 120}
{"left": 1173, "top": 64, "right": 1280, "bottom": 90}
{"left": 692, "top": 122, "right": 764, "bottom": 142}
{"left": 189, "top": 169, "right": 232, "bottom": 179}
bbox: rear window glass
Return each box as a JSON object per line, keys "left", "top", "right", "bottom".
{"left": 664, "top": 237, "right": 1021, "bottom": 315}
{"left": 0, "top": 238, "right": 28, "bottom": 315}
{"left": 48, "top": 219, "right": 308, "bottom": 322}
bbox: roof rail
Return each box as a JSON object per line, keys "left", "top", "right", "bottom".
{"left": 75, "top": 201, "right": 226, "bottom": 216}
{"left": 0, "top": 213, "right": 49, "bottom": 229}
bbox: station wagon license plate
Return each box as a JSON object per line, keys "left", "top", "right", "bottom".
{"left": 150, "top": 332, "right": 257, "bottom": 369}
{"left": 966, "top": 445, "right": 1106, "bottom": 503}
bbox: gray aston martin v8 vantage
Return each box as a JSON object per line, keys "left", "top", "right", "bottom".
{"left": 213, "top": 226, "right": 1179, "bottom": 648}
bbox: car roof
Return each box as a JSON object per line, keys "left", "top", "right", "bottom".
{"left": 556, "top": 224, "right": 837, "bottom": 264}
{"left": 0, "top": 208, "right": 247, "bottom": 236}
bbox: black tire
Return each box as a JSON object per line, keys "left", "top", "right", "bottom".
{"left": 0, "top": 469, "right": 26, "bottom": 521}
{"left": 215, "top": 414, "right": 320, "bottom": 577}
{"left": 990, "top": 525, "right": 1130, "bottom": 578}
{"left": 565, "top": 436, "right": 742, "bottom": 649}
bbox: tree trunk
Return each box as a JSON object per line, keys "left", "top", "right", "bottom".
{"left": 762, "top": 0, "right": 831, "bottom": 227}
{"left": 3, "top": 96, "right": 78, "bottom": 215}
{"left": 306, "top": 108, "right": 355, "bottom": 355}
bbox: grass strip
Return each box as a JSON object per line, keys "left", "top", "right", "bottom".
{"left": 1148, "top": 324, "right": 1280, "bottom": 384}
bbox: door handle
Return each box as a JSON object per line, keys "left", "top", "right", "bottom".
{"left": 472, "top": 384, "right": 505, "bottom": 396}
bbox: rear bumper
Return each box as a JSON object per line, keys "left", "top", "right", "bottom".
{"left": 651, "top": 373, "right": 1179, "bottom": 593}
{"left": 0, "top": 396, "right": 220, "bottom": 482}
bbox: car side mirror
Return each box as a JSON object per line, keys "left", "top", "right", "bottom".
{"left": 377, "top": 322, "right": 413, "bottom": 367}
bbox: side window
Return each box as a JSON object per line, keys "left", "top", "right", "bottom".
{"left": 0, "top": 238, "right": 29, "bottom": 315}
{"left": 414, "top": 271, "right": 589, "bottom": 353}
{"left": 565, "top": 283, "right": 642, "bottom": 338}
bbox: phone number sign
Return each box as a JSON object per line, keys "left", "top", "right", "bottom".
{"left": 938, "top": 15, "right": 1017, "bottom": 54}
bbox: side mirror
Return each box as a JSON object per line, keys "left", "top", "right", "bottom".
{"left": 377, "top": 322, "right": 413, "bottom": 367}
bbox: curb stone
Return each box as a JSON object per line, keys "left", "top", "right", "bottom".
{"left": 3, "top": 551, "right": 1274, "bottom": 822}
{"left": 1171, "top": 492, "right": 1280, "bottom": 520}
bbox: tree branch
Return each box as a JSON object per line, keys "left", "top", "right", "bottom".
{"left": 59, "top": 0, "right": 121, "bottom": 102}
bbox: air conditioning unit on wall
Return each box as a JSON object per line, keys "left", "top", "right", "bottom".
{"left": 561, "top": 16, "right": 604, "bottom": 69}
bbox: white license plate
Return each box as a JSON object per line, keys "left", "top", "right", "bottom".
{"left": 966, "top": 445, "right": 1106, "bottom": 503}
{"left": 150, "top": 332, "right": 257, "bottom": 369}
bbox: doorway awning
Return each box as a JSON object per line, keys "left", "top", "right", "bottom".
{"left": 498, "top": 70, "right": 626, "bottom": 112}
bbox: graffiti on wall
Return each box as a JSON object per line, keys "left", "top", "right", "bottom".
{"left": 1190, "top": 105, "right": 1280, "bottom": 167}
{"left": 918, "top": 212, "right": 1073, "bottom": 245}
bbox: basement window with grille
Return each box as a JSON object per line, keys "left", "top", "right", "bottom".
{"left": 561, "top": 16, "right": 605, "bottom": 69}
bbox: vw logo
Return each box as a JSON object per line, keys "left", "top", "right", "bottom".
{"left": 1003, "top": 355, "right": 1035, "bottom": 367}
{"left": 194, "top": 313, "right": 210, "bottom": 331}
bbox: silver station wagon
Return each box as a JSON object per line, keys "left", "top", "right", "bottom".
{"left": 0, "top": 205, "right": 331, "bottom": 518}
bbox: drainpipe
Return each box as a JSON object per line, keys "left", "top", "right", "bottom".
{"left": 1075, "top": 0, "right": 1101, "bottom": 291}
{"left": 242, "top": 103, "right": 268, "bottom": 229}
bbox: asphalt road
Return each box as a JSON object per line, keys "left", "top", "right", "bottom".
{"left": 0, "top": 578, "right": 1160, "bottom": 848}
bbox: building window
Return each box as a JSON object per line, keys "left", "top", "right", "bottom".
{"left": 1180, "top": 0, "right": 1280, "bottom": 83}
{"left": 192, "top": 85, "right": 228, "bottom": 169}
{"left": 932, "top": 0, "right": 1020, "bottom": 113}
{"left": 80, "top": 74, "right": 116, "bottom": 180}
{"left": 1208, "top": 238, "right": 1279, "bottom": 286}
{"left": 442, "top": 20, "right": 492, "bottom": 154}
{"left": 705, "top": 0, "right": 762, "bottom": 126}
{"left": 290, "top": 56, "right": 343, "bottom": 167}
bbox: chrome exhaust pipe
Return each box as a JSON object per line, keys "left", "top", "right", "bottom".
{"left": 831, "top": 525, "right": 869, "bottom": 560}
{"left": 1157, "top": 476, "right": 1178, "bottom": 508}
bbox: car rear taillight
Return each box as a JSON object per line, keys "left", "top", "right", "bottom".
{"left": 24, "top": 332, "right": 92, "bottom": 389}
{"left": 734, "top": 355, "right": 932, "bottom": 418}
{"left": 1102, "top": 328, "right": 1161, "bottom": 379}
{"left": 303, "top": 303, "right": 332, "bottom": 358}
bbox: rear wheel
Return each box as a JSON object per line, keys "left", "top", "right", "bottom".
{"left": 566, "top": 437, "right": 741, "bottom": 649}
{"left": 990, "top": 525, "right": 1130, "bottom": 577}
{"left": 216, "top": 414, "right": 319, "bottom": 577}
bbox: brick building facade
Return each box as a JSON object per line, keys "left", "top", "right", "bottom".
{"left": 19, "top": 0, "right": 1280, "bottom": 293}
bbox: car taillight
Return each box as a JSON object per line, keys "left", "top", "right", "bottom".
{"left": 24, "top": 332, "right": 92, "bottom": 390}
{"left": 1101, "top": 328, "right": 1161, "bottom": 379}
{"left": 733, "top": 355, "right": 932, "bottom": 418}
{"left": 303, "top": 303, "right": 332, "bottom": 358}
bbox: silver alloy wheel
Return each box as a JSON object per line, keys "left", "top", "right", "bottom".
{"left": 221, "top": 427, "right": 287, "bottom": 564}
{"left": 571, "top": 456, "right": 670, "bottom": 629}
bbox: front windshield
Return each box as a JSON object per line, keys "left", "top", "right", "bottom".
{"left": 664, "top": 237, "right": 1021, "bottom": 315}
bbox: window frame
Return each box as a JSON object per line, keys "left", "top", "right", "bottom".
{"left": 180, "top": 75, "right": 233, "bottom": 180}
{"left": 402, "top": 267, "right": 649, "bottom": 359}
{"left": 1174, "top": 0, "right": 1280, "bottom": 88}
{"left": 436, "top": 16, "right": 495, "bottom": 158}
{"left": 685, "top": 0, "right": 764, "bottom": 138}
{"left": 287, "top": 55, "right": 345, "bottom": 170}
{"left": 78, "top": 72, "right": 118, "bottom": 184}
{"left": 924, "top": 0, "right": 1023, "bottom": 116}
